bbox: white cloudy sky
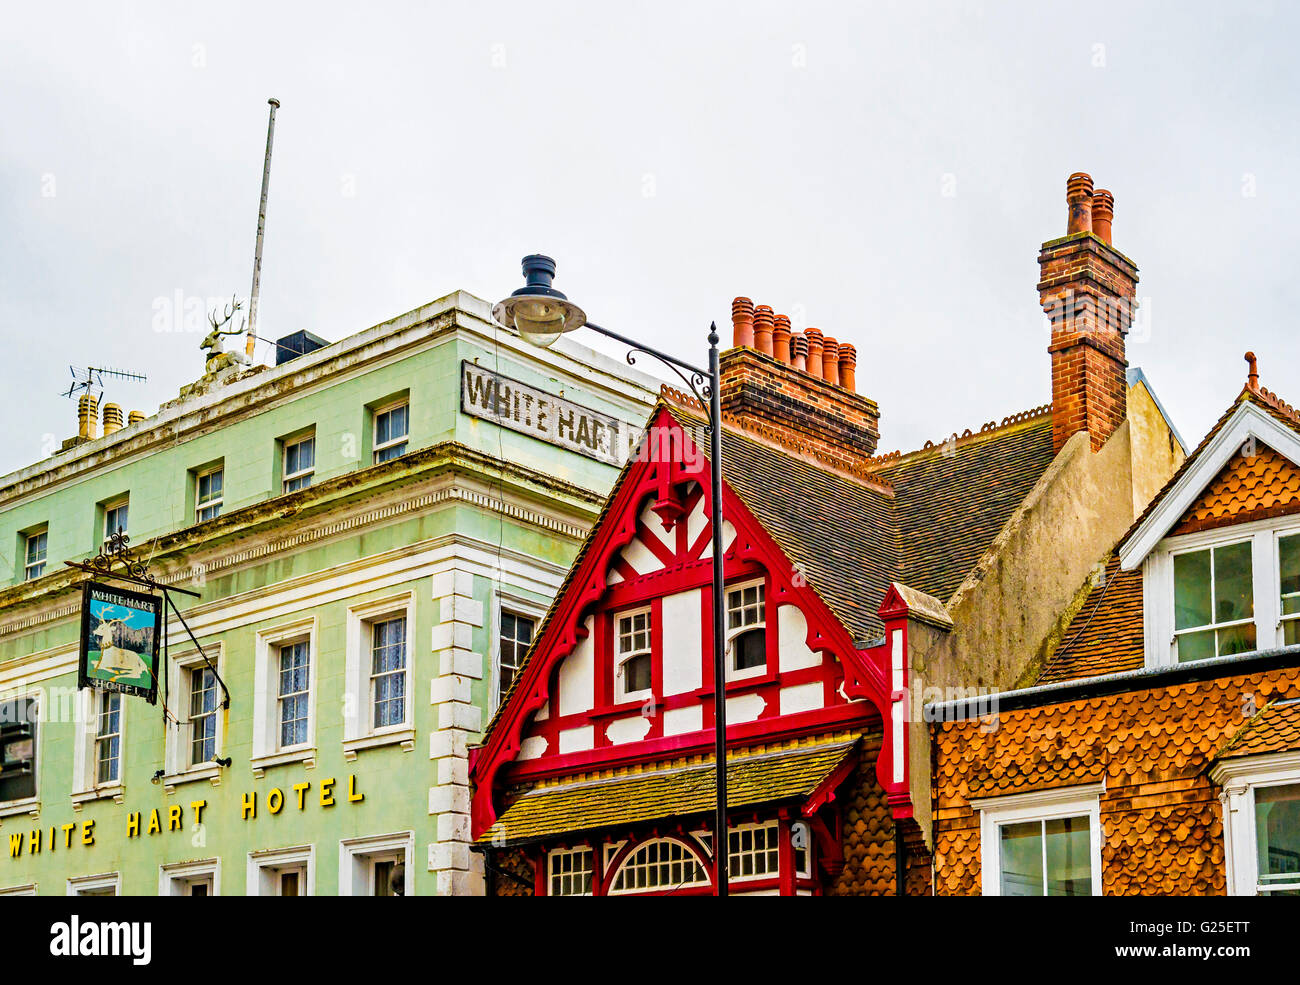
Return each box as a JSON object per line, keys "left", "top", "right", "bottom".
{"left": 1, "top": 0, "right": 1296, "bottom": 474}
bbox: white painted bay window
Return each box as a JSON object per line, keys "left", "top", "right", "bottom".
{"left": 1216, "top": 752, "right": 1300, "bottom": 895}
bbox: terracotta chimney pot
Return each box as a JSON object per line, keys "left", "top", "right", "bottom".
{"left": 127, "top": 410, "right": 146, "bottom": 425}
{"left": 838, "top": 343, "right": 857, "bottom": 392}
{"left": 77, "top": 394, "right": 98, "bottom": 440}
{"left": 821, "top": 336, "right": 840, "bottom": 386}
{"left": 1091, "top": 189, "right": 1114, "bottom": 244}
{"left": 1066, "top": 172, "right": 1094, "bottom": 235}
{"left": 791, "top": 333, "right": 808, "bottom": 372}
{"left": 731, "top": 297, "right": 755, "bottom": 348}
{"left": 753, "top": 306, "right": 775, "bottom": 357}
{"left": 772, "top": 315, "right": 792, "bottom": 365}
{"left": 804, "top": 328, "right": 824, "bottom": 380}
{"left": 102, "top": 403, "right": 123, "bottom": 435}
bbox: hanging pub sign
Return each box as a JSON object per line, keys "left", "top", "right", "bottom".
{"left": 77, "top": 581, "right": 163, "bottom": 704}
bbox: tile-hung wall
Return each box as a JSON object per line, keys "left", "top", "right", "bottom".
{"left": 0, "top": 290, "right": 658, "bottom": 894}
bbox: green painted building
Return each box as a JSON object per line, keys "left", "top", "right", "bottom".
{"left": 0, "top": 291, "right": 657, "bottom": 895}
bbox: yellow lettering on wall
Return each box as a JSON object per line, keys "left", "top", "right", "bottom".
{"left": 242, "top": 792, "right": 256, "bottom": 820}
{"left": 320, "top": 778, "right": 336, "bottom": 807}
{"left": 190, "top": 799, "right": 206, "bottom": 826}
{"left": 168, "top": 805, "right": 183, "bottom": 832}
{"left": 267, "top": 788, "right": 284, "bottom": 814}
{"left": 49, "top": 827, "right": 55, "bottom": 851}
{"left": 82, "top": 820, "right": 95, "bottom": 846}
{"left": 293, "top": 782, "right": 310, "bottom": 810}
{"left": 148, "top": 809, "right": 161, "bottom": 835}
{"left": 348, "top": 774, "right": 364, "bottom": 803}
{"left": 127, "top": 812, "right": 141, "bottom": 838}
{"left": 28, "top": 829, "right": 40, "bottom": 854}
{"left": 9, "top": 833, "right": 21, "bottom": 858}
{"left": 62, "top": 823, "right": 75, "bottom": 849}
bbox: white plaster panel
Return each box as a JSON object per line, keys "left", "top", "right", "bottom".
{"left": 778, "top": 605, "right": 821, "bottom": 672}
{"left": 558, "top": 725, "right": 595, "bottom": 754}
{"left": 518, "top": 735, "right": 548, "bottom": 760}
{"left": 663, "top": 705, "right": 703, "bottom": 736}
{"left": 557, "top": 616, "right": 595, "bottom": 716}
{"left": 779, "top": 681, "right": 824, "bottom": 716}
{"left": 662, "top": 589, "right": 703, "bottom": 696}
{"left": 726, "top": 692, "right": 765, "bottom": 724}
{"left": 605, "top": 715, "right": 652, "bottom": 745}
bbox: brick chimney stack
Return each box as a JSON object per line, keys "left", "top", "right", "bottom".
{"left": 1039, "top": 172, "right": 1138, "bottom": 453}
{"left": 719, "top": 300, "right": 880, "bottom": 463}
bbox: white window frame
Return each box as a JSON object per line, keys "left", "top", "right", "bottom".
{"left": 973, "top": 783, "right": 1104, "bottom": 897}
{"left": 23, "top": 528, "right": 47, "bottom": 581}
{"left": 159, "top": 858, "right": 220, "bottom": 896}
{"left": 247, "top": 844, "right": 315, "bottom": 896}
{"left": 548, "top": 846, "right": 595, "bottom": 896}
{"left": 372, "top": 400, "right": 410, "bottom": 464}
{"left": 1275, "top": 529, "right": 1300, "bottom": 646}
{"left": 493, "top": 592, "right": 545, "bottom": 713}
{"left": 195, "top": 466, "right": 224, "bottom": 523}
{"left": 725, "top": 578, "right": 768, "bottom": 682}
{"left": 0, "top": 883, "right": 36, "bottom": 896}
{"left": 1213, "top": 750, "right": 1300, "bottom": 896}
{"left": 71, "top": 688, "right": 125, "bottom": 805}
{"left": 727, "top": 819, "right": 781, "bottom": 882}
{"left": 282, "top": 432, "right": 316, "bottom": 493}
{"left": 162, "top": 644, "right": 224, "bottom": 787}
{"left": 0, "top": 691, "right": 40, "bottom": 817}
{"left": 338, "top": 831, "right": 414, "bottom": 896}
{"left": 67, "top": 871, "right": 121, "bottom": 896}
{"left": 343, "top": 593, "right": 416, "bottom": 757}
{"left": 1144, "top": 514, "right": 1300, "bottom": 668}
{"left": 103, "top": 497, "right": 129, "bottom": 546}
{"left": 251, "top": 617, "right": 318, "bottom": 774}
{"left": 614, "top": 606, "right": 654, "bottom": 704}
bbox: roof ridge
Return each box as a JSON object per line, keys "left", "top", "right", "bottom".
{"left": 870, "top": 402, "right": 1053, "bottom": 468}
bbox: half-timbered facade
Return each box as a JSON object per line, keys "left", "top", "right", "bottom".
{"left": 469, "top": 172, "right": 1185, "bottom": 895}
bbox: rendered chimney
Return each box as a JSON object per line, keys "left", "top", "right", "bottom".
{"left": 732, "top": 297, "right": 755, "bottom": 348}
{"left": 1039, "top": 172, "right": 1137, "bottom": 453}
{"left": 821, "top": 336, "right": 840, "bottom": 387}
{"left": 805, "top": 328, "right": 824, "bottom": 381}
{"left": 753, "top": 306, "right": 775, "bottom": 358}
{"left": 772, "top": 314, "right": 792, "bottom": 365}
{"left": 77, "top": 394, "right": 98, "bottom": 440}
{"left": 102, "top": 403, "right": 123, "bottom": 435}
{"left": 838, "top": 344, "right": 857, "bottom": 392}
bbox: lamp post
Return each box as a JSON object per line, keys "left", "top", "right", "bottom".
{"left": 495, "top": 254, "right": 730, "bottom": 896}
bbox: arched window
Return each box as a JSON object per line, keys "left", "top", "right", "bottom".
{"left": 610, "top": 838, "right": 709, "bottom": 894}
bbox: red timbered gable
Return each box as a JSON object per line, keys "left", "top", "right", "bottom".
{"left": 471, "top": 404, "right": 916, "bottom": 838}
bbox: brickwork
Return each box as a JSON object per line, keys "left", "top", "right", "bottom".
{"left": 1037, "top": 174, "right": 1140, "bottom": 453}
{"left": 932, "top": 665, "right": 1300, "bottom": 895}
{"left": 719, "top": 346, "right": 881, "bottom": 462}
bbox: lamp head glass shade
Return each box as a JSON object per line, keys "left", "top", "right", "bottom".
{"left": 492, "top": 254, "right": 587, "bottom": 348}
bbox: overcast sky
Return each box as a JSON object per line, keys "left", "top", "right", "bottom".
{"left": 1, "top": 0, "right": 1296, "bottom": 475}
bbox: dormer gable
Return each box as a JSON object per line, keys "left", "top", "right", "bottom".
{"left": 470, "top": 403, "right": 926, "bottom": 837}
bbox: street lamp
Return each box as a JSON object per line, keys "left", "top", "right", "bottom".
{"left": 496, "top": 254, "right": 731, "bottom": 897}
